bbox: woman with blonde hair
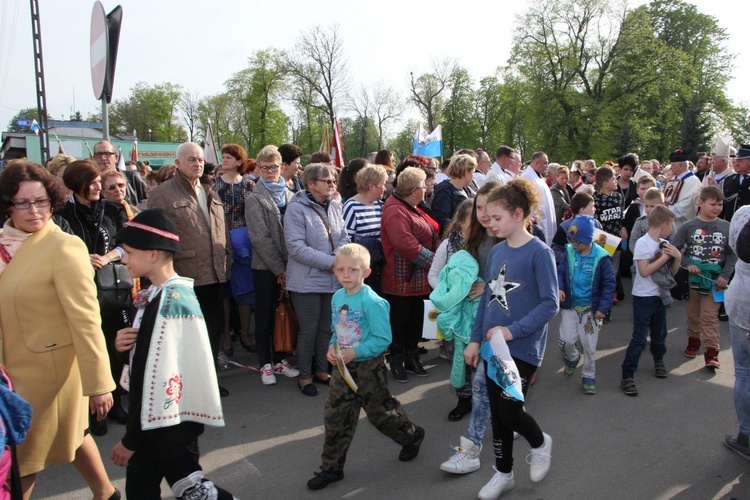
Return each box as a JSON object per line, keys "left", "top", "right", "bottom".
{"left": 101, "top": 170, "right": 139, "bottom": 220}
{"left": 381, "top": 167, "right": 439, "bottom": 382}
{"left": 431, "top": 154, "right": 477, "bottom": 236}
{"left": 245, "top": 145, "right": 300, "bottom": 386}
{"left": 343, "top": 164, "right": 388, "bottom": 293}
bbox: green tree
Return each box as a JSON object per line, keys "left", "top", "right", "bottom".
{"left": 289, "top": 76, "right": 329, "bottom": 156}
{"left": 442, "top": 66, "right": 477, "bottom": 153}
{"left": 180, "top": 91, "right": 201, "bottom": 143}
{"left": 340, "top": 115, "right": 379, "bottom": 160}
{"left": 226, "top": 49, "right": 290, "bottom": 156}
{"left": 647, "top": 0, "right": 732, "bottom": 156}
{"left": 726, "top": 105, "right": 750, "bottom": 146}
{"left": 409, "top": 59, "right": 455, "bottom": 132}
{"left": 387, "top": 120, "right": 420, "bottom": 161}
{"left": 286, "top": 24, "right": 350, "bottom": 137}
{"left": 371, "top": 82, "right": 402, "bottom": 150}
{"left": 473, "top": 75, "right": 504, "bottom": 150}
{"left": 110, "top": 82, "right": 187, "bottom": 142}
{"left": 197, "top": 92, "right": 244, "bottom": 151}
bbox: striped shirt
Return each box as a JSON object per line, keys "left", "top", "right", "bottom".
{"left": 343, "top": 199, "right": 383, "bottom": 240}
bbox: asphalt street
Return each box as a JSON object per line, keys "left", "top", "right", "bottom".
{"left": 34, "top": 292, "right": 749, "bottom": 499}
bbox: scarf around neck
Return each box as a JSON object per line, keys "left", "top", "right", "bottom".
{"left": 0, "top": 220, "right": 34, "bottom": 277}
{"left": 260, "top": 177, "right": 287, "bottom": 208}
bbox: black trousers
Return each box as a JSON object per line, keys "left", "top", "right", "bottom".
{"left": 253, "top": 269, "right": 285, "bottom": 367}
{"left": 485, "top": 357, "right": 544, "bottom": 473}
{"left": 101, "top": 308, "right": 128, "bottom": 395}
{"left": 194, "top": 283, "right": 225, "bottom": 363}
{"left": 126, "top": 438, "right": 233, "bottom": 499}
{"left": 385, "top": 294, "right": 427, "bottom": 355}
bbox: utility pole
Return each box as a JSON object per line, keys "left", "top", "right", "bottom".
{"left": 30, "top": 0, "right": 50, "bottom": 163}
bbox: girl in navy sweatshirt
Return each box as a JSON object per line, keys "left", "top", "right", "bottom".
{"left": 463, "top": 178, "right": 559, "bottom": 500}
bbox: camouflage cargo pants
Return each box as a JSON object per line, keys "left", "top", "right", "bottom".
{"left": 321, "top": 356, "right": 418, "bottom": 472}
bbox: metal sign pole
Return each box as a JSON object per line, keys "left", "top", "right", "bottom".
{"left": 102, "top": 100, "right": 109, "bottom": 140}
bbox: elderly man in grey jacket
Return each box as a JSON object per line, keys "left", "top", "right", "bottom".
{"left": 148, "top": 142, "right": 231, "bottom": 397}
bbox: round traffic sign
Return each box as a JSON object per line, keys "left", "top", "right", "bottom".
{"left": 90, "top": 1, "right": 108, "bottom": 100}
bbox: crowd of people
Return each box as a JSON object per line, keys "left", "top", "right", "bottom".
{"left": 0, "top": 139, "right": 749, "bottom": 499}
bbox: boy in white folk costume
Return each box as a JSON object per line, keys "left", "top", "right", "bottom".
{"left": 110, "top": 209, "right": 236, "bottom": 499}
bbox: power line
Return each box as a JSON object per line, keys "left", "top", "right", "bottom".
{"left": 0, "top": 0, "right": 22, "bottom": 103}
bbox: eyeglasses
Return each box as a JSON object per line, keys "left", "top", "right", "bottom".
{"left": 12, "top": 198, "right": 51, "bottom": 210}
{"left": 567, "top": 237, "right": 583, "bottom": 246}
{"left": 106, "top": 182, "right": 126, "bottom": 191}
{"left": 317, "top": 179, "right": 336, "bottom": 185}
{"left": 259, "top": 164, "right": 280, "bottom": 172}
{"left": 415, "top": 186, "right": 427, "bottom": 190}
{"left": 94, "top": 152, "right": 116, "bottom": 158}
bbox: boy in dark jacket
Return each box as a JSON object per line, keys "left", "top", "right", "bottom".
{"left": 557, "top": 215, "right": 616, "bottom": 394}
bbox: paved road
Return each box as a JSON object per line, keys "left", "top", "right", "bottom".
{"left": 34, "top": 294, "right": 749, "bottom": 499}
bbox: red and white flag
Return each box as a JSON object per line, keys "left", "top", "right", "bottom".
{"left": 204, "top": 122, "right": 219, "bottom": 165}
{"left": 117, "top": 147, "right": 126, "bottom": 171}
{"left": 332, "top": 116, "right": 344, "bottom": 168}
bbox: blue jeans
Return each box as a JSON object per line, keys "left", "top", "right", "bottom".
{"left": 621, "top": 295, "right": 667, "bottom": 379}
{"left": 730, "top": 319, "right": 750, "bottom": 437}
{"left": 467, "top": 360, "right": 491, "bottom": 446}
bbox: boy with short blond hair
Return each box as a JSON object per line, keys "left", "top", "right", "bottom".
{"left": 672, "top": 185, "right": 737, "bottom": 368}
{"left": 308, "top": 243, "right": 424, "bottom": 491}
{"left": 620, "top": 205, "right": 682, "bottom": 396}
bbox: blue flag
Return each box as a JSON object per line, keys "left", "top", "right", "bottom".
{"left": 413, "top": 124, "right": 442, "bottom": 157}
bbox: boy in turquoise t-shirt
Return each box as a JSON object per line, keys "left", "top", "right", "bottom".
{"left": 307, "top": 244, "right": 424, "bottom": 491}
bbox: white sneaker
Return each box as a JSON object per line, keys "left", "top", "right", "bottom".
{"left": 217, "top": 352, "right": 230, "bottom": 370}
{"left": 439, "top": 436, "right": 481, "bottom": 474}
{"left": 272, "top": 359, "right": 300, "bottom": 378}
{"left": 260, "top": 363, "right": 277, "bottom": 385}
{"left": 478, "top": 467, "right": 514, "bottom": 499}
{"left": 526, "top": 432, "right": 552, "bottom": 482}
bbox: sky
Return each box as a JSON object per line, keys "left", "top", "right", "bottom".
{"left": 0, "top": 0, "right": 748, "bottom": 140}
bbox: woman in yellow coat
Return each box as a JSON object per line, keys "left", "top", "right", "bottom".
{"left": 0, "top": 161, "right": 119, "bottom": 500}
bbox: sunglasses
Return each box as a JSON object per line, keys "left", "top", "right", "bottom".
{"left": 317, "top": 179, "right": 336, "bottom": 186}
{"left": 106, "top": 182, "right": 126, "bottom": 191}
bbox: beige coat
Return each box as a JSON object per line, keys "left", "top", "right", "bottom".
{"left": 0, "top": 220, "right": 114, "bottom": 476}
{"left": 148, "top": 170, "right": 231, "bottom": 286}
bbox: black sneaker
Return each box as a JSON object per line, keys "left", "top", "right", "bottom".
{"left": 405, "top": 350, "right": 428, "bottom": 377}
{"left": 725, "top": 435, "right": 750, "bottom": 461}
{"left": 399, "top": 426, "right": 425, "bottom": 461}
{"left": 391, "top": 354, "right": 408, "bottom": 383}
{"left": 307, "top": 468, "right": 344, "bottom": 490}
{"left": 654, "top": 360, "right": 668, "bottom": 379}
{"left": 448, "top": 397, "right": 472, "bottom": 422}
{"left": 620, "top": 378, "right": 638, "bottom": 396}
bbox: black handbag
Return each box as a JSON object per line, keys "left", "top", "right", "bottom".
{"left": 95, "top": 262, "right": 133, "bottom": 311}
